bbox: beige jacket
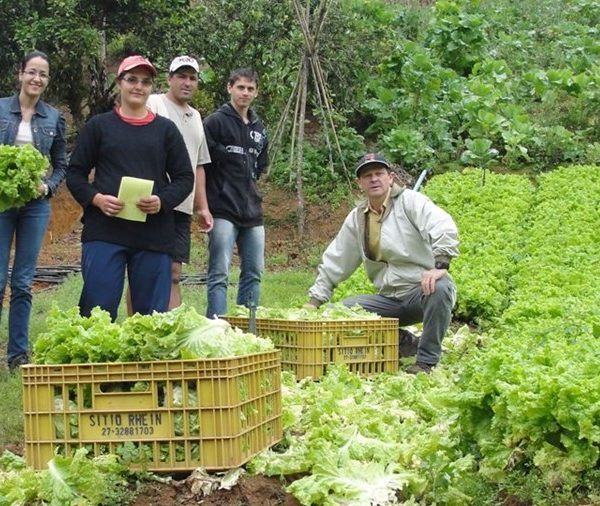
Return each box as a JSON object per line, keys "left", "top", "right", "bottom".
{"left": 308, "top": 183, "right": 459, "bottom": 303}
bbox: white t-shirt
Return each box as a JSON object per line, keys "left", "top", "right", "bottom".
{"left": 146, "top": 94, "right": 211, "bottom": 215}
{"left": 15, "top": 120, "right": 33, "bottom": 146}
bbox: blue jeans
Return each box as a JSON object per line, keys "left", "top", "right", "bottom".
{"left": 80, "top": 241, "right": 171, "bottom": 321}
{"left": 0, "top": 198, "right": 51, "bottom": 362}
{"left": 206, "top": 218, "right": 265, "bottom": 317}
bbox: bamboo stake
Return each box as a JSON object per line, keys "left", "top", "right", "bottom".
{"left": 309, "top": 58, "right": 334, "bottom": 172}
{"left": 313, "top": 56, "right": 352, "bottom": 186}
{"left": 267, "top": 69, "right": 302, "bottom": 175}
{"left": 270, "top": 0, "right": 353, "bottom": 213}
{"left": 293, "top": 0, "right": 351, "bottom": 187}
{"left": 295, "top": 57, "right": 308, "bottom": 238}
{"left": 291, "top": 0, "right": 312, "bottom": 237}
{"left": 288, "top": 60, "right": 305, "bottom": 185}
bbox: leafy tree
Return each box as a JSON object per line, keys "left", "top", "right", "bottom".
{"left": 0, "top": 1, "right": 30, "bottom": 94}
{"left": 181, "top": 0, "right": 400, "bottom": 123}
{"left": 426, "top": 0, "right": 488, "bottom": 76}
{"left": 2, "top": 0, "right": 192, "bottom": 128}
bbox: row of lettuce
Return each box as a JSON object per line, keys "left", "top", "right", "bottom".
{"left": 436, "top": 166, "right": 600, "bottom": 502}
{"left": 439, "top": 166, "right": 600, "bottom": 500}
{"left": 252, "top": 166, "right": 600, "bottom": 505}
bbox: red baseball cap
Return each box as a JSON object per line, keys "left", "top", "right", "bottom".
{"left": 117, "top": 55, "right": 157, "bottom": 77}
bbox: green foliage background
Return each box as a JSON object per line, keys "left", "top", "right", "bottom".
{"left": 2, "top": 0, "right": 598, "bottom": 188}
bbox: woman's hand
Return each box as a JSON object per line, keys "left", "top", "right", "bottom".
{"left": 136, "top": 195, "right": 162, "bottom": 214}
{"left": 92, "top": 193, "right": 124, "bottom": 217}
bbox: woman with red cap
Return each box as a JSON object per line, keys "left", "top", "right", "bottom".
{"left": 67, "top": 55, "right": 194, "bottom": 321}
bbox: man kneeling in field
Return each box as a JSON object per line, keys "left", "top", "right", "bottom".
{"left": 304, "top": 153, "right": 459, "bottom": 374}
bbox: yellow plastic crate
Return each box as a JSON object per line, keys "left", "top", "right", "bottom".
{"left": 22, "top": 351, "right": 282, "bottom": 471}
{"left": 224, "top": 317, "right": 399, "bottom": 379}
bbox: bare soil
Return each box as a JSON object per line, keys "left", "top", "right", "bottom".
{"left": 0, "top": 440, "right": 301, "bottom": 505}
{"left": 130, "top": 474, "right": 301, "bottom": 506}
{"left": 26, "top": 182, "right": 351, "bottom": 505}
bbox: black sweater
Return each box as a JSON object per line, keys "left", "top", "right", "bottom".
{"left": 67, "top": 110, "right": 194, "bottom": 254}
{"left": 203, "top": 103, "right": 268, "bottom": 227}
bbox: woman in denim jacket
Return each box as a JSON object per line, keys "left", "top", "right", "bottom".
{"left": 0, "top": 50, "right": 67, "bottom": 371}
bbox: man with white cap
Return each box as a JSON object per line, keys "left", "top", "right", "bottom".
{"left": 305, "top": 153, "right": 459, "bottom": 374}
{"left": 143, "top": 55, "right": 212, "bottom": 309}
{"left": 67, "top": 55, "right": 194, "bottom": 320}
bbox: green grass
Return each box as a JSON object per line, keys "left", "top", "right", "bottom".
{"left": 0, "top": 276, "right": 84, "bottom": 446}
{"left": 180, "top": 265, "right": 314, "bottom": 315}
{"left": 0, "top": 369, "right": 24, "bottom": 444}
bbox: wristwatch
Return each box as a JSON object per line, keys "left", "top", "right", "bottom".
{"left": 42, "top": 184, "right": 49, "bottom": 197}
{"left": 434, "top": 260, "right": 450, "bottom": 271}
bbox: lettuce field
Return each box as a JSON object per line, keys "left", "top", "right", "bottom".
{"left": 2, "top": 166, "right": 600, "bottom": 505}
{"left": 253, "top": 166, "right": 600, "bottom": 505}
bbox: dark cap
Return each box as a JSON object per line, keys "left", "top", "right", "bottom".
{"left": 355, "top": 153, "right": 391, "bottom": 177}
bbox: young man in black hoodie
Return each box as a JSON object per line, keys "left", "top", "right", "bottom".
{"left": 203, "top": 68, "right": 268, "bottom": 317}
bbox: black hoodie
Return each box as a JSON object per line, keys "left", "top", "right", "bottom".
{"left": 203, "top": 103, "right": 268, "bottom": 227}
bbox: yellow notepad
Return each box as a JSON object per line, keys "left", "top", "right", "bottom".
{"left": 115, "top": 176, "right": 154, "bottom": 222}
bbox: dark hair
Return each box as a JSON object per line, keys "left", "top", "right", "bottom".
{"left": 20, "top": 50, "right": 49, "bottom": 71}
{"left": 228, "top": 68, "right": 259, "bottom": 86}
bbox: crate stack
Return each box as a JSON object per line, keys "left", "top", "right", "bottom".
{"left": 224, "top": 316, "right": 399, "bottom": 380}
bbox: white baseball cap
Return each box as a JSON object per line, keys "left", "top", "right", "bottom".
{"left": 169, "top": 56, "right": 199, "bottom": 73}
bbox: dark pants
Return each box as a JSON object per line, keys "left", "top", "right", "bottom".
{"left": 80, "top": 241, "right": 171, "bottom": 321}
{"left": 343, "top": 276, "right": 456, "bottom": 365}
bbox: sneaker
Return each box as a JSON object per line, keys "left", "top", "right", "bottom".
{"left": 399, "top": 329, "right": 419, "bottom": 357}
{"left": 405, "top": 361, "right": 434, "bottom": 375}
{"left": 8, "top": 353, "right": 29, "bottom": 372}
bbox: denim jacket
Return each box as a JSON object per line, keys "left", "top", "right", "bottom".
{"left": 0, "top": 95, "right": 67, "bottom": 197}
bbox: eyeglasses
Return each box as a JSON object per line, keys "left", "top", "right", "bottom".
{"left": 22, "top": 69, "right": 50, "bottom": 80}
{"left": 121, "top": 76, "right": 153, "bottom": 87}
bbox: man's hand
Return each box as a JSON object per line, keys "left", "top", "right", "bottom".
{"left": 93, "top": 193, "right": 124, "bottom": 217}
{"left": 421, "top": 268, "right": 447, "bottom": 296}
{"left": 196, "top": 208, "right": 214, "bottom": 232}
{"left": 137, "top": 195, "right": 162, "bottom": 215}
